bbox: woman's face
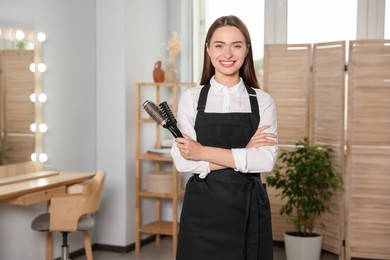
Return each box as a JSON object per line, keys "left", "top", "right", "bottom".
{"left": 207, "top": 26, "right": 248, "bottom": 84}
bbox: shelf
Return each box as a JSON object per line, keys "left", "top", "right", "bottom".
{"left": 135, "top": 82, "right": 195, "bottom": 257}
{"left": 138, "top": 153, "right": 173, "bottom": 161}
{"left": 139, "top": 189, "right": 185, "bottom": 198}
{"left": 139, "top": 220, "right": 179, "bottom": 235}
{"left": 137, "top": 82, "right": 195, "bottom": 87}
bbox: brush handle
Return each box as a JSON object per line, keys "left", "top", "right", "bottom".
{"left": 159, "top": 101, "right": 183, "bottom": 138}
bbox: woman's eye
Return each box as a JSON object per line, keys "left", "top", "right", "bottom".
{"left": 233, "top": 44, "right": 242, "bottom": 49}
{"left": 215, "top": 44, "right": 223, "bottom": 49}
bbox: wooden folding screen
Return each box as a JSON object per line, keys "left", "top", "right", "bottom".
{"left": 311, "top": 41, "right": 346, "bottom": 257}
{"left": 345, "top": 40, "right": 390, "bottom": 260}
{"left": 264, "top": 40, "right": 390, "bottom": 259}
{"left": 263, "top": 44, "right": 312, "bottom": 240}
{"left": 263, "top": 44, "right": 312, "bottom": 145}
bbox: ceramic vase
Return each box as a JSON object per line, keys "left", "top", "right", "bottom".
{"left": 164, "top": 63, "right": 178, "bottom": 83}
{"left": 153, "top": 60, "right": 165, "bottom": 83}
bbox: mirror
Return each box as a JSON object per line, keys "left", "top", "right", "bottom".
{"left": 0, "top": 27, "right": 46, "bottom": 165}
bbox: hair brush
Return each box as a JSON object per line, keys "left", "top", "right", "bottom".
{"left": 142, "top": 100, "right": 183, "bottom": 138}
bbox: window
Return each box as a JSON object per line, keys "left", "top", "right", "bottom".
{"left": 288, "top": 0, "right": 357, "bottom": 44}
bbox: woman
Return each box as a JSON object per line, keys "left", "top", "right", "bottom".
{"left": 171, "top": 15, "right": 278, "bottom": 260}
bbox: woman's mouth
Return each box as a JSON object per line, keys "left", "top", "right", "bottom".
{"left": 220, "top": 60, "right": 235, "bottom": 67}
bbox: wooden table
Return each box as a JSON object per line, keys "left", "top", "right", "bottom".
{"left": 0, "top": 171, "right": 95, "bottom": 205}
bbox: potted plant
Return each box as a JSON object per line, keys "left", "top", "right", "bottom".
{"left": 266, "top": 137, "right": 343, "bottom": 260}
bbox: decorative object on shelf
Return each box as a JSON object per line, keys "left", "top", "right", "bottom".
{"left": 146, "top": 171, "right": 173, "bottom": 193}
{"left": 266, "top": 137, "right": 343, "bottom": 260}
{"left": 153, "top": 60, "right": 165, "bottom": 83}
{"left": 164, "top": 31, "right": 181, "bottom": 83}
{"left": 164, "top": 64, "right": 178, "bottom": 83}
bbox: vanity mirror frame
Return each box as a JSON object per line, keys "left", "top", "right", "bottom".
{"left": 0, "top": 27, "right": 46, "bottom": 166}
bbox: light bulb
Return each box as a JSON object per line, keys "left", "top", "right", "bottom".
{"left": 37, "top": 63, "right": 46, "bottom": 72}
{"left": 39, "top": 153, "right": 48, "bottom": 162}
{"left": 31, "top": 153, "right": 37, "bottom": 162}
{"left": 15, "top": 30, "right": 25, "bottom": 40}
{"left": 29, "top": 63, "right": 36, "bottom": 72}
{"left": 37, "top": 32, "right": 46, "bottom": 42}
{"left": 30, "top": 123, "right": 37, "bottom": 132}
{"left": 38, "top": 93, "right": 47, "bottom": 102}
{"left": 30, "top": 93, "right": 37, "bottom": 102}
{"left": 39, "top": 124, "right": 48, "bottom": 133}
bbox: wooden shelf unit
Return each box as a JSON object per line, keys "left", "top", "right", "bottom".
{"left": 135, "top": 82, "right": 195, "bottom": 256}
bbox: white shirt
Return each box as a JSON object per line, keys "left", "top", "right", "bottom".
{"left": 171, "top": 77, "right": 278, "bottom": 178}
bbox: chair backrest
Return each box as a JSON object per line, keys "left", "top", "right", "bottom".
{"left": 49, "top": 170, "right": 106, "bottom": 231}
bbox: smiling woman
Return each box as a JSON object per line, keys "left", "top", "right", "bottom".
{"left": 0, "top": 27, "right": 47, "bottom": 166}
{"left": 193, "top": 0, "right": 265, "bottom": 85}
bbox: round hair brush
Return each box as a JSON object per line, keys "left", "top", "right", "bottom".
{"left": 142, "top": 100, "right": 183, "bottom": 138}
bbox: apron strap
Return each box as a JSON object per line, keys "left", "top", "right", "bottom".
{"left": 244, "top": 83, "right": 260, "bottom": 131}
{"left": 197, "top": 82, "right": 211, "bottom": 112}
{"left": 245, "top": 83, "right": 259, "bottom": 114}
{"left": 243, "top": 174, "right": 268, "bottom": 260}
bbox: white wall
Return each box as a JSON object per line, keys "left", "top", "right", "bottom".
{"left": 0, "top": 0, "right": 97, "bottom": 259}
{"left": 0, "top": 0, "right": 176, "bottom": 258}
{"left": 94, "top": 0, "right": 171, "bottom": 247}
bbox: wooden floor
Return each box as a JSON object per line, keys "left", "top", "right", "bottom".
{"left": 73, "top": 237, "right": 339, "bottom": 260}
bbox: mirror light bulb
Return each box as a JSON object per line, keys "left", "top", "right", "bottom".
{"left": 15, "top": 30, "right": 25, "bottom": 40}
{"left": 30, "top": 93, "right": 37, "bottom": 102}
{"left": 39, "top": 153, "right": 48, "bottom": 162}
{"left": 29, "top": 63, "right": 36, "bottom": 72}
{"left": 30, "top": 123, "right": 37, "bottom": 132}
{"left": 39, "top": 124, "right": 48, "bottom": 133}
{"left": 38, "top": 93, "right": 47, "bottom": 102}
{"left": 37, "top": 32, "right": 46, "bottom": 42}
{"left": 31, "top": 153, "right": 37, "bottom": 162}
{"left": 30, "top": 93, "right": 48, "bottom": 103}
{"left": 37, "top": 63, "right": 46, "bottom": 72}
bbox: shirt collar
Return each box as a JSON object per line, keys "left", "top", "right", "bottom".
{"left": 210, "top": 76, "right": 245, "bottom": 94}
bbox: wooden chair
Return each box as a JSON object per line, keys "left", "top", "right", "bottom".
{"left": 31, "top": 170, "right": 106, "bottom": 260}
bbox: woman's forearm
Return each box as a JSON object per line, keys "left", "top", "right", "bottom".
{"left": 201, "top": 146, "right": 236, "bottom": 169}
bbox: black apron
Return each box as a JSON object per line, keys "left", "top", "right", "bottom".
{"left": 176, "top": 83, "right": 273, "bottom": 260}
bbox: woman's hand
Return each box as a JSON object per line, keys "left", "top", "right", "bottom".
{"left": 176, "top": 134, "right": 204, "bottom": 161}
{"left": 246, "top": 125, "right": 277, "bottom": 148}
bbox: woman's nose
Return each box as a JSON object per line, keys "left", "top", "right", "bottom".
{"left": 223, "top": 47, "right": 233, "bottom": 58}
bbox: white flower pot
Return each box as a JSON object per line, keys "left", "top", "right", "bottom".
{"left": 284, "top": 232, "right": 323, "bottom": 260}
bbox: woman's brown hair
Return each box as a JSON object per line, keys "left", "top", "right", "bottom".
{"left": 199, "top": 15, "right": 259, "bottom": 89}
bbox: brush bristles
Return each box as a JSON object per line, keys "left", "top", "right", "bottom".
{"left": 159, "top": 101, "right": 177, "bottom": 124}
{"left": 142, "top": 100, "right": 167, "bottom": 126}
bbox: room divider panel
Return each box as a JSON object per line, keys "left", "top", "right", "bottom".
{"left": 263, "top": 44, "right": 312, "bottom": 241}
{"left": 264, "top": 40, "right": 390, "bottom": 259}
{"left": 311, "top": 41, "right": 346, "bottom": 258}
{"left": 345, "top": 40, "right": 390, "bottom": 260}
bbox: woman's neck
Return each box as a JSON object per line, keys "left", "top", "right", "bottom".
{"left": 214, "top": 74, "right": 240, "bottom": 88}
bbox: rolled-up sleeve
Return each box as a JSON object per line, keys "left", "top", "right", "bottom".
{"left": 232, "top": 93, "right": 278, "bottom": 173}
{"left": 170, "top": 88, "right": 211, "bottom": 177}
